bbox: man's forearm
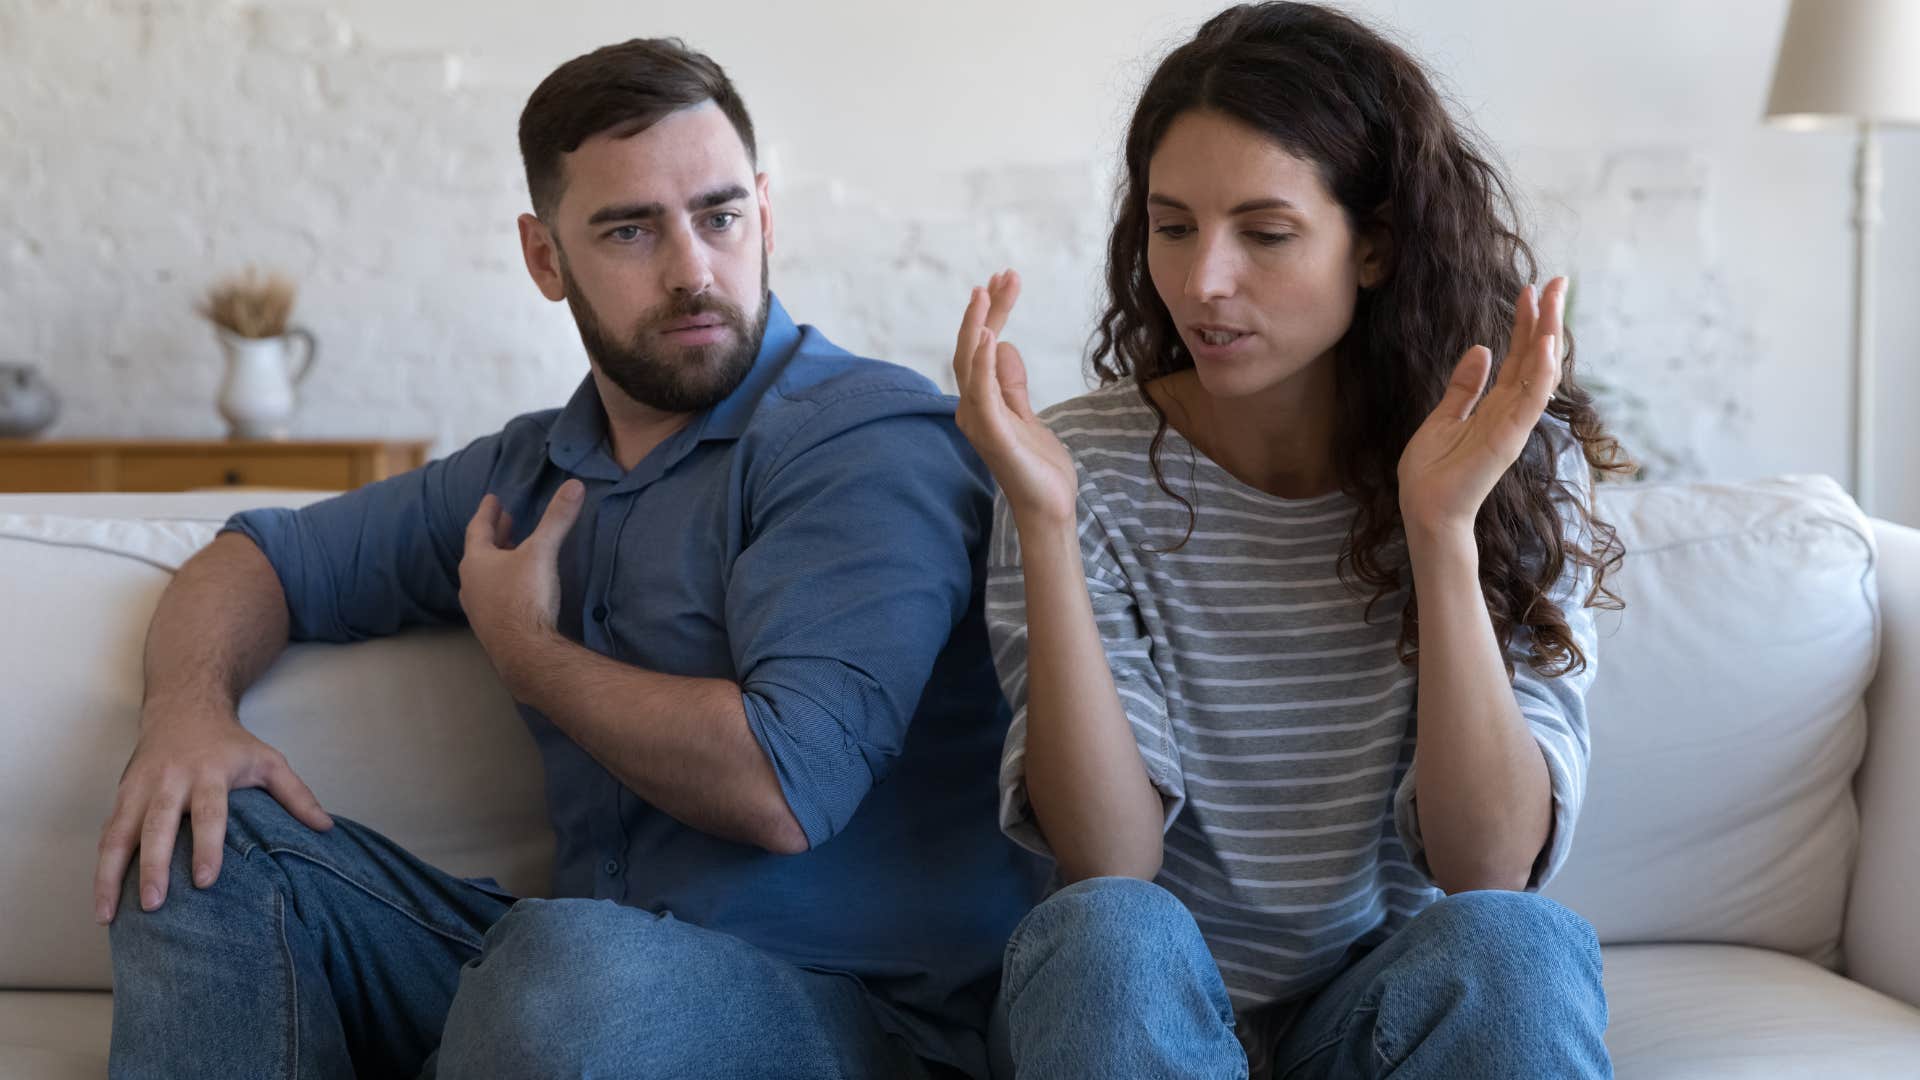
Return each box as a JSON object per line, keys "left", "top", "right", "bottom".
{"left": 1405, "top": 524, "right": 1552, "bottom": 893}
{"left": 495, "top": 633, "right": 808, "bottom": 854}
{"left": 143, "top": 533, "right": 291, "bottom": 724}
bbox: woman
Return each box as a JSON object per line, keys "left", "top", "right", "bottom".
{"left": 953, "top": 4, "right": 1628, "bottom": 1077}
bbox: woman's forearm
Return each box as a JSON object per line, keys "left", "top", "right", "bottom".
{"left": 1016, "top": 514, "right": 1167, "bottom": 882}
{"left": 1405, "top": 523, "right": 1552, "bottom": 893}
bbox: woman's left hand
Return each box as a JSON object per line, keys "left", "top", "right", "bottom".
{"left": 1396, "top": 276, "right": 1566, "bottom": 537}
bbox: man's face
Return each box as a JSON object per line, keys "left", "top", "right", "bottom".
{"left": 525, "top": 102, "right": 773, "bottom": 413}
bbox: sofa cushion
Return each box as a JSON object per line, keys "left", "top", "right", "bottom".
{"left": 0, "top": 500, "right": 552, "bottom": 992}
{"left": 1602, "top": 944, "right": 1920, "bottom": 1077}
{"left": 1543, "top": 476, "right": 1876, "bottom": 966}
{"left": 0, "top": 991, "right": 111, "bottom": 1080}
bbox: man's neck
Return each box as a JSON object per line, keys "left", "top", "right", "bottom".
{"left": 590, "top": 369, "right": 696, "bottom": 472}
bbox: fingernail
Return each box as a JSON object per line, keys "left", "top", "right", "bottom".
{"left": 194, "top": 865, "right": 212, "bottom": 888}
{"left": 141, "top": 886, "right": 160, "bottom": 911}
{"left": 94, "top": 902, "right": 111, "bottom": 925}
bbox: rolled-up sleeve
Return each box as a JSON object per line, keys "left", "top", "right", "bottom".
{"left": 725, "top": 402, "right": 989, "bottom": 849}
{"left": 1393, "top": 427, "right": 1600, "bottom": 890}
{"left": 221, "top": 433, "right": 503, "bottom": 643}
{"left": 986, "top": 482, "right": 1187, "bottom": 861}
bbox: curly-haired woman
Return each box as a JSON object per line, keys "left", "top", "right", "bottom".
{"left": 953, "top": 4, "right": 1630, "bottom": 1076}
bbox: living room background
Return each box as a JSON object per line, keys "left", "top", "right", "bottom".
{"left": 3, "top": 0, "right": 1915, "bottom": 524}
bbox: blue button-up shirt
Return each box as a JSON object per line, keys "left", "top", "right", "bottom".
{"left": 225, "top": 297, "right": 1044, "bottom": 1073}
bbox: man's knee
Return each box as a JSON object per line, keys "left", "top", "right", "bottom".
{"left": 435, "top": 900, "right": 771, "bottom": 1078}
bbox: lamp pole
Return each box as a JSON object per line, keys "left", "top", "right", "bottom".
{"left": 1851, "top": 119, "right": 1881, "bottom": 514}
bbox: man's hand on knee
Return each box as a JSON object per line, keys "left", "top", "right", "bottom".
{"left": 93, "top": 701, "right": 332, "bottom": 925}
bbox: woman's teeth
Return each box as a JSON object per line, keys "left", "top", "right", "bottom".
{"left": 1200, "top": 330, "right": 1241, "bottom": 346}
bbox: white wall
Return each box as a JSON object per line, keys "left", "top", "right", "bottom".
{"left": 5, "top": 0, "right": 1917, "bottom": 524}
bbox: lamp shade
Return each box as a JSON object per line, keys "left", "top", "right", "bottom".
{"left": 1765, "top": 0, "right": 1920, "bottom": 129}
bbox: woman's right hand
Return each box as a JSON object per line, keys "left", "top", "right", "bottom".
{"left": 952, "top": 270, "right": 1079, "bottom": 528}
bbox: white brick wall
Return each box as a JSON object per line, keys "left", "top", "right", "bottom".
{"left": 6, "top": 0, "right": 1918, "bottom": 522}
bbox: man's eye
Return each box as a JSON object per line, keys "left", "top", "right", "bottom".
{"left": 708, "top": 212, "right": 740, "bottom": 230}
{"left": 609, "top": 225, "right": 643, "bottom": 242}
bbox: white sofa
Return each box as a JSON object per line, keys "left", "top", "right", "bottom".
{"left": 0, "top": 475, "right": 1916, "bottom": 1078}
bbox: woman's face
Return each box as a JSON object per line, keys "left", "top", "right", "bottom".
{"left": 1144, "top": 108, "right": 1386, "bottom": 401}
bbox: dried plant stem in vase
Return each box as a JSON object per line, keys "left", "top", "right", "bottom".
{"left": 197, "top": 268, "right": 318, "bottom": 440}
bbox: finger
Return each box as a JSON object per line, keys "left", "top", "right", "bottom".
{"left": 953, "top": 287, "right": 989, "bottom": 386}
{"left": 493, "top": 508, "right": 514, "bottom": 550}
{"left": 188, "top": 783, "right": 228, "bottom": 889}
{"left": 1438, "top": 346, "right": 1493, "bottom": 422}
{"left": 1495, "top": 333, "right": 1559, "bottom": 451}
{"left": 967, "top": 327, "right": 1001, "bottom": 415}
{"left": 996, "top": 341, "right": 1036, "bottom": 421}
{"left": 984, "top": 269, "right": 1022, "bottom": 337}
{"left": 94, "top": 800, "right": 143, "bottom": 924}
{"left": 1535, "top": 276, "right": 1567, "bottom": 343}
{"left": 525, "top": 479, "right": 585, "bottom": 555}
{"left": 262, "top": 761, "right": 334, "bottom": 833}
{"left": 465, "top": 494, "right": 502, "bottom": 552}
{"left": 137, "top": 793, "right": 188, "bottom": 912}
{"left": 1496, "top": 285, "right": 1539, "bottom": 395}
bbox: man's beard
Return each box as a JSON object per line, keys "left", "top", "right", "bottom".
{"left": 560, "top": 249, "right": 771, "bottom": 414}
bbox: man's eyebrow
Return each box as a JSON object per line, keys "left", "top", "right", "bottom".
{"left": 587, "top": 202, "right": 663, "bottom": 226}
{"left": 585, "top": 185, "right": 750, "bottom": 227}
{"left": 690, "top": 184, "right": 750, "bottom": 211}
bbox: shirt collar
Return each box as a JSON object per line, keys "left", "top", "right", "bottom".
{"left": 544, "top": 293, "right": 801, "bottom": 477}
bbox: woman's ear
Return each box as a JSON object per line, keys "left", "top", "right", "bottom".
{"left": 1356, "top": 215, "right": 1393, "bottom": 289}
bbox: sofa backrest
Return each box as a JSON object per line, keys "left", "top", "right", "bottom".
{"left": 0, "top": 476, "right": 1882, "bottom": 991}
{"left": 1542, "top": 475, "right": 1877, "bottom": 968}
{"left": 0, "top": 494, "right": 552, "bottom": 992}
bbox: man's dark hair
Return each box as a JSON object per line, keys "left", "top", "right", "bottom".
{"left": 518, "top": 38, "right": 757, "bottom": 221}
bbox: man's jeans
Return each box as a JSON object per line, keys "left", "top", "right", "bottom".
{"left": 999, "top": 876, "right": 1612, "bottom": 1079}
{"left": 107, "top": 788, "right": 939, "bottom": 1079}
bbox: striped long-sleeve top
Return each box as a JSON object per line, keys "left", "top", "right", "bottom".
{"left": 986, "top": 379, "right": 1599, "bottom": 1012}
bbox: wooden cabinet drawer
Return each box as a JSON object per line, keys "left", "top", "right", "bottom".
{"left": 116, "top": 453, "right": 356, "bottom": 491}
{"left": 0, "top": 452, "right": 97, "bottom": 492}
{"left": 0, "top": 440, "right": 430, "bottom": 493}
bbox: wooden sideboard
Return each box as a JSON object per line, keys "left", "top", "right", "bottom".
{"left": 0, "top": 439, "right": 432, "bottom": 493}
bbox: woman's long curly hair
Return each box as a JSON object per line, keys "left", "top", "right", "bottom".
{"left": 1092, "top": 2, "right": 1630, "bottom": 676}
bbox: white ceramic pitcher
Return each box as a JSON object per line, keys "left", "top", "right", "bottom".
{"left": 217, "top": 328, "right": 316, "bottom": 439}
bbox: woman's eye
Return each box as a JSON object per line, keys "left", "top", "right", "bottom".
{"left": 1152, "top": 223, "right": 1192, "bottom": 239}
{"left": 1249, "top": 232, "right": 1294, "bottom": 246}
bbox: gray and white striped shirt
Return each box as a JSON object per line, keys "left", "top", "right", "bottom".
{"left": 987, "top": 380, "right": 1597, "bottom": 1011}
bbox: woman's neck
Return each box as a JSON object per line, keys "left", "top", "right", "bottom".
{"left": 1147, "top": 357, "right": 1341, "bottom": 501}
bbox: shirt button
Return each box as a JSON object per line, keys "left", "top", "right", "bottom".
{"left": 603, "top": 859, "right": 621, "bottom": 876}
{"left": 592, "top": 604, "right": 609, "bottom": 622}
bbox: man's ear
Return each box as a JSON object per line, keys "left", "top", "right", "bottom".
{"left": 1356, "top": 214, "right": 1393, "bottom": 289}
{"left": 756, "top": 172, "right": 774, "bottom": 257}
{"left": 518, "top": 213, "right": 567, "bottom": 302}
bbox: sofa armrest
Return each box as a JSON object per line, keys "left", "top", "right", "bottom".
{"left": 1844, "top": 519, "right": 1920, "bottom": 1008}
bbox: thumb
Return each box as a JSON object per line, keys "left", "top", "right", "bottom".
{"left": 464, "top": 494, "right": 502, "bottom": 552}
{"left": 995, "top": 341, "right": 1037, "bottom": 420}
{"left": 526, "top": 480, "right": 585, "bottom": 554}
{"left": 1437, "top": 346, "right": 1492, "bottom": 422}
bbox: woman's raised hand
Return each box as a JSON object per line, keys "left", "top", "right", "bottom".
{"left": 1396, "top": 276, "right": 1567, "bottom": 537}
{"left": 952, "top": 270, "right": 1079, "bottom": 528}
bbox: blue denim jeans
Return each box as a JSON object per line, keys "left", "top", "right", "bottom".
{"left": 998, "top": 877, "right": 1611, "bottom": 1079}
{"left": 108, "top": 789, "right": 943, "bottom": 1079}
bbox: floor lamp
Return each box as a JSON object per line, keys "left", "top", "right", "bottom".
{"left": 1765, "top": 0, "right": 1920, "bottom": 516}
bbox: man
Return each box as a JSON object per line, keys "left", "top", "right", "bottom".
{"left": 98, "top": 38, "right": 1040, "bottom": 1079}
